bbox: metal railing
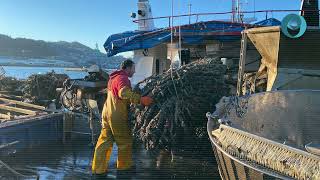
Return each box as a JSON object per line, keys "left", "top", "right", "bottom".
{"left": 133, "top": 9, "right": 320, "bottom": 27}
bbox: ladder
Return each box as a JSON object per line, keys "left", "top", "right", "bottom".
{"left": 236, "top": 31, "right": 248, "bottom": 96}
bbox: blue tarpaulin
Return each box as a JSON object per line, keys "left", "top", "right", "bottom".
{"left": 104, "top": 18, "right": 281, "bottom": 57}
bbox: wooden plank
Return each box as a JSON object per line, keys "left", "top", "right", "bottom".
{"left": 0, "top": 113, "right": 12, "bottom": 119}
{"left": 223, "top": 153, "right": 237, "bottom": 180}
{"left": 0, "top": 93, "right": 23, "bottom": 100}
{"left": 0, "top": 105, "right": 38, "bottom": 115}
{"left": 0, "top": 97, "right": 45, "bottom": 110}
{"left": 248, "top": 168, "right": 264, "bottom": 180}
{"left": 234, "top": 161, "right": 247, "bottom": 180}
{"left": 217, "top": 150, "right": 230, "bottom": 180}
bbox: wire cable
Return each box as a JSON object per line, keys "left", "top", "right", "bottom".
{"left": 0, "top": 159, "right": 39, "bottom": 180}
{"left": 170, "top": 0, "right": 179, "bottom": 99}
{"left": 178, "top": 0, "right": 182, "bottom": 66}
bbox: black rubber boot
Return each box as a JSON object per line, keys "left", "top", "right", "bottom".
{"left": 92, "top": 173, "right": 108, "bottom": 180}
{"left": 116, "top": 169, "right": 135, "bottom": 180}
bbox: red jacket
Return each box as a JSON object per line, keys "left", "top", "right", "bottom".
{"left": 108, "top": 70, "right": 132, "bottom": 99}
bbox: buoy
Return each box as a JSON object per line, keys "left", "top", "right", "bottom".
{"left": 281, "top": 14, "right": 307, "bottom": 38}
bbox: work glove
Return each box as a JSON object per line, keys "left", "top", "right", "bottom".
{"left": 140, "top": 96, "right": 154, "bottom": 106}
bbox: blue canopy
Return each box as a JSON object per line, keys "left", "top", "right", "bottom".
{"left": 104, "top": 18, "right": 281, "bottom": 57}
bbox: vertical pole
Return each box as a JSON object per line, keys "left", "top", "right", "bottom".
{"left": 232, "top": 0, "right": 236, "bottom": 22}
{"left": 265, "top": 11, "right": 268, "bottom": 20}
{"left": 170, "top": 0, "right": 174, "bottom": 65}
{"left": 178, "top": 0, "right": 182, "bottom": 67}
{"left": 63, "top": 112, "right": 66, "bottom": 144}
{"left": 188, "top": 3, "right": 192, "bottom": 24}
{"left": 88, "top": 94, "right": 95, "bottom": 146}
{"left": 237, "top": 0, "right": 241, "bottom": 22}
{"left": 89, "top": 110, "right": 95, "bottom": 146}
{"left": 63, "top": 112, "right": 73, "bottom": 143}
{"left": 237, "top": 31, "right": 247, "bottom": 96}
{"left": 171, "top": 0, "right": 174, "bottom": 44}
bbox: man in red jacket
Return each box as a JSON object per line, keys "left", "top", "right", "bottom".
{"left": 92, "top": 59, "right": 153, "bottom": 179}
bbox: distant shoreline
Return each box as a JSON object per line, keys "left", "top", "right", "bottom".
{"left": 0, "top": 64, "right": 80, "bottom": 68}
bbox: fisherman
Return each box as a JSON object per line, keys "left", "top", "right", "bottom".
{"left": 92, "top": 59, "right": 153, "bottom": 179}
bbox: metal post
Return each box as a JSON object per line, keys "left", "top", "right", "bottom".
{"left": 188, "top": 3, "right": 192, "bottom": 24}
{"left": 89, "top": 110, "right": 95, "bottom": 146}
{"left": 232, "top": 0, "right": 236, "bottom": 22}
{"left": 237, "top": 0, "right": 240, "bottom": 22}
{"left": 265, "top": 11, "right": 268, "bottom": 20}
{"left": 63, "top": 112, "right": 73, "bottom": 143}
{"left": 237, "top": 31, "right": 248, "bottom": 96}
{"left": 88, "top": 94, "right": 96, "bottom": 146}
{"left": 171, "top": 0, "right": 174, "bottom": 46}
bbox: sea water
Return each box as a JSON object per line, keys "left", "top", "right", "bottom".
{"left": 2, "top": 66, "right": 89, "bottom": 79}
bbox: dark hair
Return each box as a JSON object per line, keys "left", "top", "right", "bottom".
{"left": 121, "top": 59, "right": 135, "bottom": 70}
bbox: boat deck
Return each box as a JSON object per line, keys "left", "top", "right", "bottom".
{"left": 1, "top": 139, "right": 220, "bottom": 180}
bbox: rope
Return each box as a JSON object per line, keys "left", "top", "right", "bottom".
{"left": 0, "top": 159, "right": 39, "bottom": 179}
{"left": 0, "top": 66, "right": 5, "bottom": 80}
{"left": 170, "top": 0, "right": 179, "bottom": 99}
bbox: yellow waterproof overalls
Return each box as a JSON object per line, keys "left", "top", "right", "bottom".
{"left": 92, "top": 70, "right": 140, "bottom": 174}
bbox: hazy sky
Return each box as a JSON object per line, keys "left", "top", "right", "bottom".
{"left": 0, "top": 0, "right": 301, "bottom": 55}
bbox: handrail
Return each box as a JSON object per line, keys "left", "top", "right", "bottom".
{"left": 133, "top": 9, "right": 320, "bottom": 24}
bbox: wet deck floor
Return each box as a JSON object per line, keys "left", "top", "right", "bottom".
{"left": 0, "top": 138, "right": 220, "bottom": 180}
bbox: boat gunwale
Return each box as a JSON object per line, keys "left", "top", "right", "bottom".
{"left": 0, "top": 112, "right": 63, "bottom": 129}
{"left": 239, "top": 89, "right": 320, "bottom": 98}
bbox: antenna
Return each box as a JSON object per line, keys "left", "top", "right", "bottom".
{"left": 95, "top": 43, "right": 100, "bottom": 52}
{"left": 94, "top": 43, "right": 102, "bottom": 67}
{"left": 232, "top": 0, "right": 236, "bottom": 22}
{"left": 232, "top": 0, "right": 242, "bottom": 22}
{"left": 188, "top": 3, "right": 192, "bottom": 24}
{"left": 233, "top": 0, "right": 250, "bottom": 23}
{"left": 237, "top": 0, "right": 241, "bottom": 22}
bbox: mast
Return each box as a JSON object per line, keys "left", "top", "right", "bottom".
{"left": 232, "top": 0, "right": 236, "bottom": 22}
{"left": 188, "top": 3, "right": 192, "bottom": 24}
{"left": 137, "top": 0, "right": 155, "bottom": 31}
{"left": 232, "top": 0, "right": 243, "bottom": 22}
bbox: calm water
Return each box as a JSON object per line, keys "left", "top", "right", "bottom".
{"left": 2, "top": 66, "right": 88, "bottom": 79}
{"left": 2, "top": 66, "right": 141, "bottom": 85}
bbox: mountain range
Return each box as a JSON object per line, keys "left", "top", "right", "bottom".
{"left": 0, "top": 34, "right": 127, "bottom": 68}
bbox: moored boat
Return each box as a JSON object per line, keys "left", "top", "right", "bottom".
{"left": 207, "top": 0, "right": 320, "bottom": 179}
